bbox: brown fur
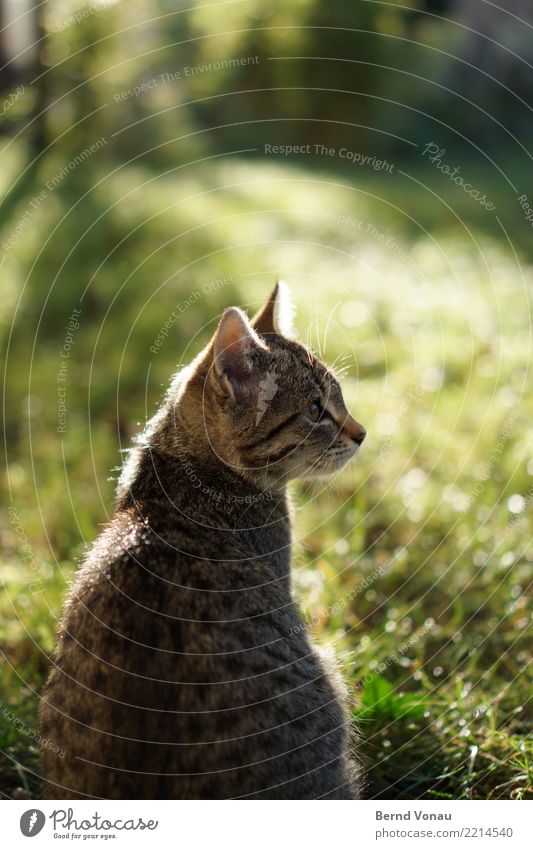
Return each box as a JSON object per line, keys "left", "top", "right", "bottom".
{"left": 39, "top": 284, "right": 366, "bottom": 799}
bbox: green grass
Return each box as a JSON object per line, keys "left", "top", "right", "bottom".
{"left": 0, "top": 150, "right": 531, "bottom": 799}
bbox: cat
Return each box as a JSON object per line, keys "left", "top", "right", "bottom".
{"left": 39, "top": 282, "right": 366, "bottom": 799}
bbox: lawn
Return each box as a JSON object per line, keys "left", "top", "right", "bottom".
{"left": 0, "top": 149, "right": 531, "bottom": 799}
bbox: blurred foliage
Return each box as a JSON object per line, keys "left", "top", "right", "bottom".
{"left": 0, "top": 0, "right": 531, "bottom": 800}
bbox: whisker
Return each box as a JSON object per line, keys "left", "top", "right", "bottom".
{"left": 322, "top": 302, "right": 341, "bottom": 357}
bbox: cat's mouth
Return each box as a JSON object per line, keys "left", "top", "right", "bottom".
{"left": 308, "top": 442, "right": 361, "bottom": 476}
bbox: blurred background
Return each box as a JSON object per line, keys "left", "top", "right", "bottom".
{"left": 0, "top": 0, "right": 531, "bottom": 799}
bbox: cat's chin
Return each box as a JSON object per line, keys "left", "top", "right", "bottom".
{"left": 300, "top": 445, "right": 360, "bottom": 479}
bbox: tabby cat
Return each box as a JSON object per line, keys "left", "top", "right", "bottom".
{"left": 40, "top": 283, "right": 366, "bottom": 799}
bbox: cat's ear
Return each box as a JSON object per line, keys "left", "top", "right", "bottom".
{"left": 212, "top": 307, "right": 266, "bottom": 400}
{"left": 252, "top": 280, "right": 295, "bottom": 337}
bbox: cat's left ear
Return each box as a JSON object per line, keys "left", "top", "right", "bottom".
{"left": 212, "top": 307, "right": 266, "bottom": 400}
{"left": 252, "top": 280, "right": 296, "bottom": 338}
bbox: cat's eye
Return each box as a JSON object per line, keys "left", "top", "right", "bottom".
{"left": 307, "top": 401, "right": 322, "bottom": 422}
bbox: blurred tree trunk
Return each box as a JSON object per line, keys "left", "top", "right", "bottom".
{"left": 0, "top": 0, "right": 47, "bottom": 150}
{"left": 451, "top": 0, "right": 533, "bottom": 77}
{"left": 446, "top": 0, "right": 533, "bottom": 142}
{"left": 0, "top": 0, "right": 47, "bottom": 211}
{"left": 0, "top": 0, "right": 17, "bottom": 92}
{"left": 31, "top": 0, "right": 47, "bottom": 155}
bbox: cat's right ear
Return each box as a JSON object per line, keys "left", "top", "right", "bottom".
{"left": 211, "top": 307, "right": 266, "bottom": 400}
{"left": 252, "top": 280, "right": 295, "bottom": 337}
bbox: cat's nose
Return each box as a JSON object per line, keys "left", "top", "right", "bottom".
{"left": 344, "top": 416, "right": 366, "bottom": 445}
{"left": 352, "top": 426, "right": 366, "bottom": 446}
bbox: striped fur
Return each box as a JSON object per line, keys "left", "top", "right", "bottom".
{"left": 40, "top": 284, "right": 366, "bottom": 799}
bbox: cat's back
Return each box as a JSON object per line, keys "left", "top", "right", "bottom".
{"left": 40, "top": 501, "right": 353, "bottom": 799}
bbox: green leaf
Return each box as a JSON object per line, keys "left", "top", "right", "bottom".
{"left": 357, "top": 675, "right": 395, "bottom": 718}
{"left": 355, "top": 676, "right": 427, "bottom": 721}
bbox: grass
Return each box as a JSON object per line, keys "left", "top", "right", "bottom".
{"left": 0, "top": 148, "right": 531, "bottom": 799}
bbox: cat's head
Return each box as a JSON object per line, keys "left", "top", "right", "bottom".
{"left": 175, "top": 283, "right": 365, "bottom": 490}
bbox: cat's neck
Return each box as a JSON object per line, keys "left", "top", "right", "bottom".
{"left": 118, "top": 439, "right": 289, "bottom": 527}
{"left": 116, "top": 440, "right": 292, "bottom": 574}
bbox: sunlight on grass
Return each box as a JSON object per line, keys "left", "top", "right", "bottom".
{"left": 1, "top": 155, "right": 531, "bottom": 799}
